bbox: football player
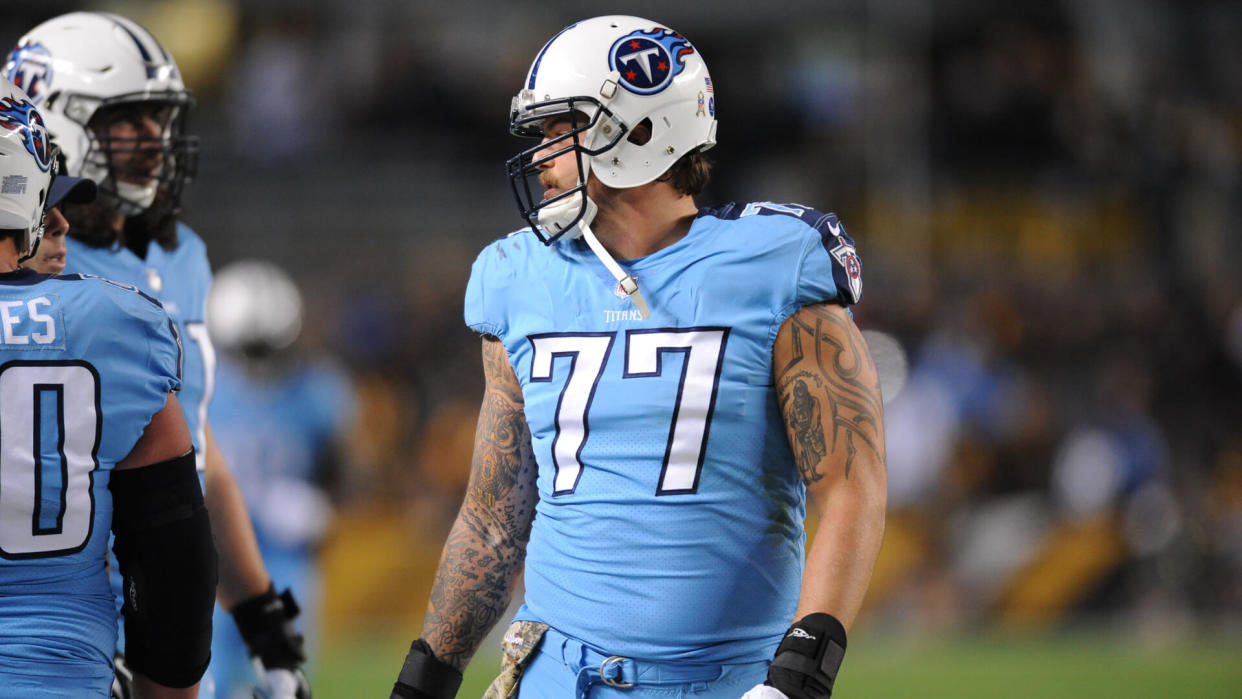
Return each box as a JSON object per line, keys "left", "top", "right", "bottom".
{"left": 5, "top": 13, "right": 310, "bottom": 699}
{"left": 392, "top": 15, "right": 887, "bottom": 699}
{"left": 205, "top": 259, "right": 356, "bottom": 698}
{"left": 0, "top": 79, "right": 215, "bottom": 698}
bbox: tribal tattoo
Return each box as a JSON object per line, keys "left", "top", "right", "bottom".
{"left": 423, "top": 336, "right": 538, "bottom": 670}
{"left": 776, "top": 304, "right": 885, "bottom": 483}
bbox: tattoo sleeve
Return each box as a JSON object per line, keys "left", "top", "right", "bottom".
{"left": 775, "top": 303, "right": 885, "bottom": 484}
{"left": 421, "top": 335, "right": 539, "bottom": 670}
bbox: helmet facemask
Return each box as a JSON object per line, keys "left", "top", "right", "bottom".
{"left": 506, "top": 94, "right": 627, "bottom": 244}
{"left": 78, "top": 91, "right": 199, "bottom": 219}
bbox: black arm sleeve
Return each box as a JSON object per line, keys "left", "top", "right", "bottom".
{"left": 110, "top": 450, "right": 217, "bottom": 689}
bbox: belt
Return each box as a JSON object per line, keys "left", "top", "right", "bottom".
{"left": 538, "top": 626, "right": 729, "bottom": 697}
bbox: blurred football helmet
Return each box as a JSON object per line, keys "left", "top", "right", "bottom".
{"left": 207, "top": 259, "right": 303, "bottom": 356}
{"left": 507, "top": 15, "right": 717, "bottom": 242}
{"left": 0, "top": 79, "right": 55, "bottom": 256}
{"left": 3, "top": 12, "right": 199, "bottom": 218}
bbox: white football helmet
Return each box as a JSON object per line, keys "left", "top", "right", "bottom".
{"left": 0, "top": 79, "right": 55, "bottom": 256}
{"left": 207, "top": 259, "right": 304, "bottom": 356}
{"left": 3, "top": 12, "right": 198, "bottom": 218}
{"left": 507, "top": 15, "right": 718, "bottom": 242}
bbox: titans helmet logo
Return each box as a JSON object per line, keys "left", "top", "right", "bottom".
{"left": 3, "top": 41, "right": 54, "bottom": 105}
{"left": 609, "top": 28, "right": 696, "bottom": 95}
{"left": 0, "top": 95, "right": 53, "bottom": 172}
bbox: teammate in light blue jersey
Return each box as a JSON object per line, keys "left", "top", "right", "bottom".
{"left": 393, "top": 15, "right": 888, "bottom": 699}
{"left": 0, "top": 80, "right": 215, "bottom": 698}
{"left": 7, "top": 13, "right": 311, "bottom": 698}
{"left": 205, "top": 260, "right": 356, "bottom": 699}
{"left": 64, "top": 223, "right": 212, "bottom": 453}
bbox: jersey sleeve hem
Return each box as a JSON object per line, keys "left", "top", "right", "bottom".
{"left": 467, "top": 321, "right": 503, "bottom": 338}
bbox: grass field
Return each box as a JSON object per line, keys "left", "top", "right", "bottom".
{"left": 314, "top": 628, "right": 1242, "bottom": 698}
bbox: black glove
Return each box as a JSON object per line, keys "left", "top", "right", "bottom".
{"left": 391, "top": 639, "right": 463, "bottom": 699}
{"left": 764, "top": 613, "right": 848, "bottom": 699}
{"left": 232, "top": 585, "right": 311, "bottom": 699}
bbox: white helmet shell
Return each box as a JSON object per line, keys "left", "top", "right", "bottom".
{"left": 207, "top": 259, "right": 304, "bottom": 354}
{"left": 3, "top": 12, "right": 197, "bottom": 215}
{"left": 514, "top": 15, "right": 717, "bottom": 189}
{"left": 506, "top": 16, "right": 717, "bottom": 243}
{"left": 0, "top": 79, "right": 54, "bottom": 254}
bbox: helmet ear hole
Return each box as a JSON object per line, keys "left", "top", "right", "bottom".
{"left": 627, "top": 118, "right": 653, "bottom": 146}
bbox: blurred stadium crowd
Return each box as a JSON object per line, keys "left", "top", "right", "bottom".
{"left": 6, "top": 0, "right": 1240, "bottom": 646}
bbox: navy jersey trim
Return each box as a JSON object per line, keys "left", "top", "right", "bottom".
{"left": 700, "top": 202, "right": 862, "bottom": 304}
{"left": 0, "top": 268, "right": 51, "bottom": 286}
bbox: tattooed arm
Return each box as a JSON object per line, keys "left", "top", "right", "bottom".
{"left": 420, "top": 335, "right": 539, "bottom": 671}
{"left": 774, "top": 302, "right": 887, "bottom": 631}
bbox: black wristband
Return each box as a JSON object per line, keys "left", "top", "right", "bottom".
{"left": 391, "top": 639, "right": 463, "bottom": 699}
{"left": 765, "top": 613, "right": 848, "bottom": 699}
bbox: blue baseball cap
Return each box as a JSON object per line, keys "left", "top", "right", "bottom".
{"left": 46, "top": 174, "right": 96, "bottom": 210}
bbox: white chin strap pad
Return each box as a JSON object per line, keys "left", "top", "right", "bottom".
{"left": 537, "top": 192, "right": 597, "bottom": 240}
{"left": 114, "top": 179, "right": 158, "bottom": 215}
{"left": 536, "top": 150, "right": 597, "bottom": 238}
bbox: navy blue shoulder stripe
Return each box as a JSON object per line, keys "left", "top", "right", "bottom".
{"left": 54, "top": 272, "right": 169, "bottom": 310}
{"left": 699, "top": 202, "right": 847, "bottom": 238}
{"left": 698, "top": 202, "right": 864, "bottom": 303}
{"left": 698, "top": 203, "right": 742, "bottom": 220}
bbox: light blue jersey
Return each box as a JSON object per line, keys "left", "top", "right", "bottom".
{"left": 65, "top": 223, "right": 214, "bottom": 471}
{"left": 0, "top": 268, "right": 181, "bottom": 696}
{"left": 465, "top": 202, "right": 863, "bottom": 664}
{"left": 207, "top": 357, "right": 354, "bottom": 696}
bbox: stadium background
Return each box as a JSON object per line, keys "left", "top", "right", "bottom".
{"left": 5, "top": 0, "right": 1242, "bottom": 695}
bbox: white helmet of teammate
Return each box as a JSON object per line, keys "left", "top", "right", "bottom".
{"left": 507, "top": 15, "right": 718, "bottom": 242}
{"left": 207, "top": 259, "right": 304, "bottom": 355}
{"left": 3, "top": 12, "right": 198, "bottom": 217}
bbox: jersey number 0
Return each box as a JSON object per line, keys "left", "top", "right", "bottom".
{"left": 0, "top": 361, "right": 99, "bottom": 559}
